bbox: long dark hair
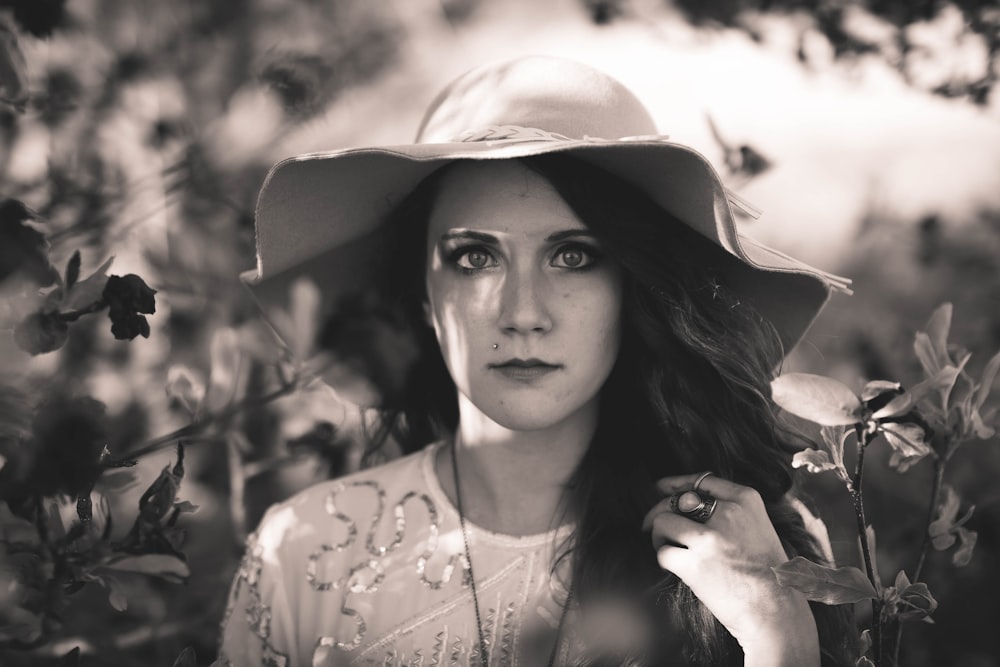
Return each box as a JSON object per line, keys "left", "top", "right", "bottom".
{"left": 319, "top": 153, "right": 857, "bottom": 665}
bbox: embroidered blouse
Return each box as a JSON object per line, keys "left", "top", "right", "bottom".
{"left": 216, "top": 442, "right": 575, "bottom": 667}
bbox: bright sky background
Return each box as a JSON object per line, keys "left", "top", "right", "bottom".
{"left": 266, "top": 0, "right": 1000, "bottom": 271}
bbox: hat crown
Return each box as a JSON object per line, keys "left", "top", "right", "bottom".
{"left": 415, "top": 56, "right": 658, "bottom": 143}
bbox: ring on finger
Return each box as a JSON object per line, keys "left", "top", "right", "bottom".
{"left": 669, "top": 490, "right": 718, "bottom": 524}
{"left": 693, "top": 471, "right": 714, "bottom": 493}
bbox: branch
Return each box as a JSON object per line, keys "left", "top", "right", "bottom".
{"left": 122, "top": 380, "right": 298, "bottom": 461}
{"left": 852, "top": 425, "right": 883, "bottom": 666}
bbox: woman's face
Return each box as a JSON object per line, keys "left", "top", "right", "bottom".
{"left": 424, "top": 160, "right": 624, "bottom": 432}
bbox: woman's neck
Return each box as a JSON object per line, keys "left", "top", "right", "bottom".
{"left": 436, "top": 394, "right": 596, "bottom": 536}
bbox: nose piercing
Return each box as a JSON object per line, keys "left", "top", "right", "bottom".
{"left": 491, "top": 343, "right": 499, "bottom": 350}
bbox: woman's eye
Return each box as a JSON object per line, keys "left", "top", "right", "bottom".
{"left": 552, "top": 245, "right": 596, "bottom": 269}
{"left": 454, "top": 248, "right": 496, "bottom": 270}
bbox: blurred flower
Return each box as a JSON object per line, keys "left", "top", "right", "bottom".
{"left": 101, "top": 274, "right": 156, "bottom": 340}
{"left": 259, "top": 52, "right": 334, "bottom": 118}
{"left": 165, "top": 365, "right": 206, "bottom": 417}
{"left": 928, "top": 485, "right": 978, "bottom": 567}
{"left": 0, "top": 199, "right": 59, "bottom": 286}
{"left": 29, "top": 394, "right": 109, "bottom": 498}
{"left": 35, "top": 67, "right": 81, "bottom": 127}
{"left": 13, "top": 308, "right": 68, "bottom": 355}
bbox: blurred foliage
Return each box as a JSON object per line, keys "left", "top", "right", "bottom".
{"left": 0, "top": 0, "right": 997, "bottom": 665}
{"left": 664, "top": 0, "right": 1000, "bottom": 105}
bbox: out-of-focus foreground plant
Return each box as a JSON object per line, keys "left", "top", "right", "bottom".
{"left": 0, "top": 211, "right": 348, "bottom": 663}
{"left": 770, "top": 303, "right": 1000, "bottom": 667}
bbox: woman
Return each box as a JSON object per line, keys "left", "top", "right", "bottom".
{"left": 217, "top": 56, "right": 856, "bottom": 666}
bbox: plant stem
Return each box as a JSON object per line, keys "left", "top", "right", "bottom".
{"left": 121, "top": 380, "right": 298, "bottom": 461}
{"left": 60, "top": 299, "right": 107, "bottom": 322}
{"left": 913, "top": 458, "right": 945, "bottom": 583}
{"left": 892, "top": 456, "right": 946, "bottom": 666}
{"left": 852, "top": 426, "right": 882, "bottom": 666}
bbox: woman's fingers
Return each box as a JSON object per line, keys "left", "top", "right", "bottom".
{"left": 646, "top": 508, "right": 708, "bottom": 550}
{"left": 655, "top": 473, "right": 760, "bottom": 506}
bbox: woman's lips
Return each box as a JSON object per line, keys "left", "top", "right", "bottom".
{"left": 489, "top": 359, "right": 561, "bottom": 381}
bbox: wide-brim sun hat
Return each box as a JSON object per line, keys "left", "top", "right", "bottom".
{"left": 244, "top": 55, "right": 851, "bottom": 359}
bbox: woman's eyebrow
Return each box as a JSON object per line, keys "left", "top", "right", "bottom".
{"left": 438, "top": 230, "right": 500, "bottom": 244}
{"left": 545, "top": 229, "right": 597, "bottom": 242}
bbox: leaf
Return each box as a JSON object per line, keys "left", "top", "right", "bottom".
{"left": 173, "top": 500, "right": 199, "bottom": 514}
{"left": 14, "top": 310, "right": 69, "bottom": 355}
{"left": 58, "top": 647, "right": 81, "bottom": 666}
{"left": 770, "top": 374, "right": 863, "bottom": 426}
{"left": 772, "top": 557, "right": 877, "bottom": 605}
{"left": 102, "top": 554, "right": 190, "bottom": 582}
{"left": 861, "top": 380, "right": 901, "bottom": 403}
{"left": 914, "top": 332, "right": 944, "bottom": 379}
{"left": 869, "top": 390, "right": 915, "bottom": 420}
{"left": 791, "top": 449, "right": 836, "bottom": 473}
{"left": 65, "top": 256, "right": 113, "bottom": 310}
{"left": 974, "top": 349, "right": 1000, "bottom": 411}
{"left": 165, "top": 365, "right": 206, "bottom": 417}
{"left": 98, "top": 573, "right": 129, "bottom": 611}
{"left": 859, "top": 629, "right": 872, "bottom": 655}
{"left": 863, "top": 526, "right": 879, "bottom": 586}
{"left": 205, "top": 327, "right": 241, "bottom": 412}
{"left": 109, "top": 586, "right": 128, "bottom": 612}
{"left": 880, "top": 422, "right": 932, "bottom": 472}
{"left": 889, "top": 572, "right": 938, "bottom": 622}
{"left": 915, "top": 303, "right": 953, "bottom": 378}
{"left": 953, "top": 527, "right": 977, "bottom": 567}
{"left": 289, "top": 278, "right": 321, "bottom": 361}
{"left": 64, "top": 251, "right": 81, "bottom": 291}
{"left": 928, "top": 485, "right": 975, "bottom": 552}
{"left": 172, "top": 647, "right": 198, "bottom": 667}
{"left": 819, "top": 425, "right": 851, "bottom": 482}
{"left": 968, "top": 406, "right": 996, "bottom": 439}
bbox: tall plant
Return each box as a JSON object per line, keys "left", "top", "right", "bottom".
{"left": 770, "top": 303, "right": 999, "bottom": 666}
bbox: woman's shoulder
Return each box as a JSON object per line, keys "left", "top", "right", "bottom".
{"left": 253, "top": 443, "right": 442, "bottom": 553}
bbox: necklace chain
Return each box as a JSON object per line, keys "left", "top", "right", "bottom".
{"left": 450, "top": 443, "right": 570, "bottom": 667}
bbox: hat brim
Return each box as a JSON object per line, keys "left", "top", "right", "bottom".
{"left": 245, "top": 138, "right": 849, "bottom": 356}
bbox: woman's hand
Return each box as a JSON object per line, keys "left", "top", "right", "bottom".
{"left": 642, "top": 473, "right": 820, "bottom": 666}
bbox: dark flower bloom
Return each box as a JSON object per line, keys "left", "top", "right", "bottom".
{"left": 13, "top": 309, "right": 68, "bottom": 355}
{"left": 29, "top": 394, "right": 109, "bottom": 498}
{"left": 259, "top": 53, "right": 334, "bottom": 118}
{"left": 0, "top": 199, "right": 59, "bottom": 286}
{"left": 102, "top": 274, "right": 156, "bottom": 340}
{"left": 109, "top": 310, "right": 150, "bottom": 340}
{"left": 36, "top": 67, "right": 80, "bottom": 127}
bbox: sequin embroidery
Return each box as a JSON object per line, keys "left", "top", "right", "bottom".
{"left": 219, "top": 528, "right": 291, "bottom": 666}
{"left": 314, "top": 481, "right": 468, "bottom": 653}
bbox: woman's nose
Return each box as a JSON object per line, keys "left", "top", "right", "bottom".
{"left": 498, "top": 268, "right": 552, "bottom": 334}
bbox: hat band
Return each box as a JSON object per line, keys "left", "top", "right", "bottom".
{"left": 456, "top": 125, "right": 572, "bottom": 143}
{"left": 453, "top": 124, "right": 673, "bottom": 145}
